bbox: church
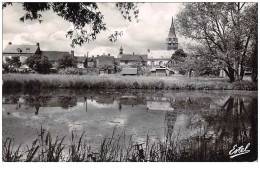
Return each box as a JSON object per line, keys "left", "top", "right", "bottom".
{"left": 146, "top": 17, "right": 178, "bottom": 68}
{"left": 117, "top": 17, "right": 180, "bottom": 75}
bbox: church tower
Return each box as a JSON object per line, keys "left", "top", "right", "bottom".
{"left": 117, "top": 46, "right": 123, "bottom": 58}
{"left": 166, "top": 17, "right": 178, "bottom": 50}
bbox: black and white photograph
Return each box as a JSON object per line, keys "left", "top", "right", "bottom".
{"left": 1, "top": 0, "right": 258, "bottom": 169}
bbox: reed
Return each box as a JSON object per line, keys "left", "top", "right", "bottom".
{"left": 3, "top": 126, "right": 253, "bottom": 162}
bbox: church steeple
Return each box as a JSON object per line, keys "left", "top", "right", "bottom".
{"left": 118, "top": 46, "right": 123, "bottom": 58}
{"left": 168, "top": 17, "right": 176, "bottom": 38}
{"left": 166, "top": 17, "right": 178, "bottom": 50}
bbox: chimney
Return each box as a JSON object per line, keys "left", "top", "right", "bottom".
{"left": 97, "top": 55, "right": 99, "bottom": 57}
{"left": 92, "top": 55, "right": 94, "bottom": 57}
{"left": 8, "top": 42, "right": 12, "bottom": 45}
{"left": 71, "top": 50, "right": 74, "bottom": 57}
{"left": 133, "top": 52, "right": 135, "bottom": 55}
{"left": 108, "top": 53, "right": 110, "bottom": 56}
{"left": 36, "top": 42, "right": 39, "bottom": 47}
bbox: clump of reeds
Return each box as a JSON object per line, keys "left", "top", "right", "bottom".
{"left": 2, "top": 126, "right": 255, "bottom": 162}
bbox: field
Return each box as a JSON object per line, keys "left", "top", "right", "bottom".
{"left": 2, "top": 73, "right": 257, "bottom": 91}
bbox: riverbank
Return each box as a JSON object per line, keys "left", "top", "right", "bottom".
{"left": 2, "top": 74, "right": 257, "bottom": 91}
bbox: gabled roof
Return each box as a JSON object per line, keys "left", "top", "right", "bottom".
{"left": 41, "top": 51, "right": 71, "bottom": 62}
{"left": 76, "top": 56, "right": 87, "bottom": 63}
{"left": 96, "top": 55, "right": 115, "bottom": 61}
{"left": 3, "top": 44, "right": 39, "bottom": 54}
{"left": 120, "top": 54, "right": 147, "bottom": 61}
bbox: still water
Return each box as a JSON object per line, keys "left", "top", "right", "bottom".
{"left": 2, "top": 89, "right": 258, "bottom": 161}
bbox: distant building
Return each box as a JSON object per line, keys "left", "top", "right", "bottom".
{"left": 117, "top": 47, "right": 147, "bottom": 66}
{"left": 147, "top": 50, "right": 175, "bottom": 67}
{"left": 75, "top": 55, "right": 87, "bottom": 68}
{"left": 3, "top": 42, "right": 41, "bottom": 63}
{"left": 96, "top": 54, "right": 116, "bottom": 74}
{"left": 146, "top": 17, "right": 178, "bottom": 68}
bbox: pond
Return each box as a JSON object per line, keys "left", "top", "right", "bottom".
{"left": 2, "top": 89, "right": 258, "bottom": 161}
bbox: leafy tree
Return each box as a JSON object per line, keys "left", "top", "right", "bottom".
{"left": 99, "top": 61, "right": 114, "bottom": 71}
{"left": 175, "top": 45, "right": 222, "bottom": 76}
{"left": 2, "top": 63, "right": 10, "bottom": 73}
{"left": 5, "top": 56, "right": 21, "bottom": 68}
{"left": 176, "top": 2, "right": 257, "bottom": 82}
{"left": 26, "top": 55, "right": 52, "bottom": 74}
{"left": 250, "top": 41, "right": 257, "bottom": 83}
{"left": 171, "top": 49, "right": 187, "bottom": 63}
{"left": 2, "top": 2, "right": 140, "bottom": 47}
{"left": 130, "top": 62, "right": 144, "bottom": 75}
{"left": 58, "top": 54, "right": 77, "bottom": 69}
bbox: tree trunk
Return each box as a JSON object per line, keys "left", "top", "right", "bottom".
{"left": 239, "top": 64, "right": 244, "bottom": 81}
{"left": 224, "top": 67, "right": 235, "bottom": 82}
{"left": 234, "top": 62, "right": 240, "bottom": 81}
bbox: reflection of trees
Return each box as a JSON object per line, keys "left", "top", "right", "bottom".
{"left": 58, "top": 96, "right": 77, "bottom": 109}
{"left": 3, "top": 95, "right": 20, "bottom": 104}
{"left": 164, "top": 96, "right": 257, "bottom": 161}
{"left": 25, "top": 95, "right": 52, "bottom": 107}
{"left": 24, "top": 95, "right": 52, "bottom": 115}
{"left": 206, "top": 96, "right": 257, "bottom": 161}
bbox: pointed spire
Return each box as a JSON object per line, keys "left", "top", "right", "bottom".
{"left": 168, "top": 16, "right": 176, "bottom": 38}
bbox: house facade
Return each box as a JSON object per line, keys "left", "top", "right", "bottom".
{"left": 3, "top": 42, "right": 41, "bottom": 63}
{"left": 117, "top": 47, "right": 147, "bottom": 67}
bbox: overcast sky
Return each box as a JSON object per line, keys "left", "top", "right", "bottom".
{"left": 3, "top": 2, "right": 189, "bottom": 57}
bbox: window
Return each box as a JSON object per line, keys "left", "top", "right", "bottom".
{"left": 17, "top": 48, "right": 22, "bottom": 53}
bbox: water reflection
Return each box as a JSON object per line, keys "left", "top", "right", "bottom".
{"left": 2, "top": 89, "right": 257, "bottom": 161}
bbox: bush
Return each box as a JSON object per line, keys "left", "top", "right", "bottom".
{"left": 59, "top": 68, "right": 82, "bottom": 75}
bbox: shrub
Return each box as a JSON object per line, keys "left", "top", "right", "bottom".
{"left": 59, "top": 68, "right": 82, "bottom": 75}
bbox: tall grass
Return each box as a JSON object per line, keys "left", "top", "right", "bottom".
{"left": 3, "top": 126, "right": 253, "bottom": 162}
{"left": 2, "top": 74, "right": 257, "bottom": 91}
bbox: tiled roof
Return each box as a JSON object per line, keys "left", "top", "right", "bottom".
{"left": 41, "top": 51, "right": 71, "bottom": 62}
{"left": 76, "top": 56, "right": 87, "bottom": 63}
{"left": 96, "top": 55, "right": 115, "bottom": 61}
{"left": 120, "top": 54, "right": 147, "bottom": 61}
{"left": 147, "top": 58, "right": 171, "bottom": 61}
{"left": 3, "top": 44, "right": 39, "bottom": 54}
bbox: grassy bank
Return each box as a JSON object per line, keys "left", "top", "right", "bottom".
{"left": 2, "top": 73, "right": 257, "bottom": 91}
